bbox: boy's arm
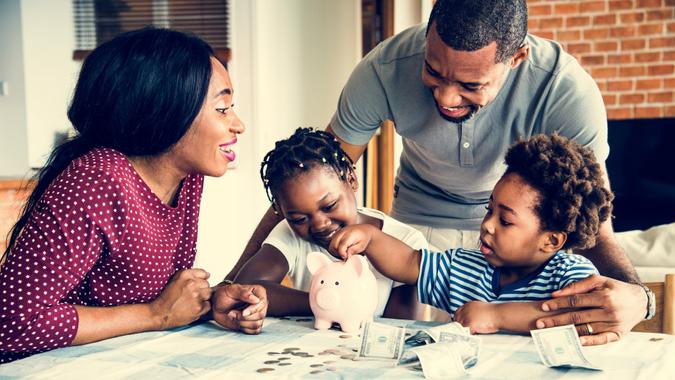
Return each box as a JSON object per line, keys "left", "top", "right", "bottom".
{"left": 329, "top": 224, "right": 421, "bottom": 285}
{"left": 455, "top": 301, "right": 560, "bottom": 334}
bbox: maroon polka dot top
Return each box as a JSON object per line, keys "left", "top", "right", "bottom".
{"left": 0, "top": 148, "right": 204, "bottom": 363}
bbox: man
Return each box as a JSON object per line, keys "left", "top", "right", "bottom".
{"left": 218, "top": 0, "right": 651, "bottom": 345}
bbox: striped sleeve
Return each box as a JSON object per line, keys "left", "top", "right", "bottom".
{"left": 558, "top": 254, "right": 599, "bottom": 289}
{"left": 417, "top": 249, "right": 453, "bottom": 313}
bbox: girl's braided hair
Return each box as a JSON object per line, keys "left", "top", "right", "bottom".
{"left": 260, "top": 128, "right": 355, "bottom": 213}
{"left": 505, "top": 133, "right": 614, "bottom": 250}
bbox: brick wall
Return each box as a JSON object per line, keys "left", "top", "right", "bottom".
{"left": 528, "top": 0, "right": 675, "bottom": 120}
{"left": 0, "top": 180, "right": 33, "bottom": 253}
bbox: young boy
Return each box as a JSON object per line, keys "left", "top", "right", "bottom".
{"left": 330, "top": 134, "right": 613, "bottom": 334}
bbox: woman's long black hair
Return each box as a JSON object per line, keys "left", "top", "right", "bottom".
{"left": 3, "top": 27, "right": 215, "bottom": 260}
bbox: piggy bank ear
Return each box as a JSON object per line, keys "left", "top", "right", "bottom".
{"left": 307, "top": 251, "right": 333, "bottom": 274}
{"left": 346, "top": 255, "right": 368, "bottom": 277}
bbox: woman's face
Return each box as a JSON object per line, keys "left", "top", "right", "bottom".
{"left": 171, "top": 57, "right": 245, "bottom": 177}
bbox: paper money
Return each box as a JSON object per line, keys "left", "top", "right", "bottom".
{"left": 356, "top": 321, "right": 406, "bottom": 362}
{"left": 530, "top": 324, "right": 602, "bottom": 371}
{"left": 408, "top": 342, "right": 467, "bottom": 379}
{"left": 437, "top": 331, "right": 481, "bottom": 369}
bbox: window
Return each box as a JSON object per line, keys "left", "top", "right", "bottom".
{"left": 72, "top": 0, "right": 230, "bottom": 63}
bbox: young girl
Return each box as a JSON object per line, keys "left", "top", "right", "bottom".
{"left": 0, "top": 28, "right": 265, "bottom": 363}
{"left": 330, "top": 134, "right": 612, "bottom": 336}
{"left": 229, "top": 128, "right": 428, "bottom": 319}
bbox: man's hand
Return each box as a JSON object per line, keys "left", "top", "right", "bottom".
{"left": 536, "top": 275, "right": 647, "bottom": 346}
{"left": 455, "top": 301, "right": 500, "bottom": 334}
{"left": 211, "top": 283, "right": 268, "bottom": 334}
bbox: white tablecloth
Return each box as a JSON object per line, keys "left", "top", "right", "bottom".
{"left": 1, "top": 317, "right": 673, "bottom": 379}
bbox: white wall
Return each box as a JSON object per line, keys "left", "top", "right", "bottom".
{"left": 0, "top": 0, "right": 29, "bottom": 177}
{"left": 195, "top": 0, "right": 362, "bottom": 282}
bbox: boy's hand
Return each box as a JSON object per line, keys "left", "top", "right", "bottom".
{"left": 212, "top": 283, "right": 268, "bottom": 335}
{"left": 329, "top": 224, "right": 376, "bottom": 260}
{"left": 455, "top": 301, "right": 501, "bottom": 334}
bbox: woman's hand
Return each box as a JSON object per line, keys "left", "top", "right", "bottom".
{"left": 329, "top": 225, "right": 376, "bottom": 260}
{"left": 455, "top": 301, "right": 501, "bottom": 334}
{"left": 211, "top": 283, "right": 268, "bottom": 334}
{"left": 536, "top": 275, "right": 646, "bottom": 346}
{"left": 150, "top": 268, "right": 213, "bottom": 330}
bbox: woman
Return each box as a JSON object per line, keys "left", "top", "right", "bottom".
{"left": 0, "top": 28, "right": 267, "bottom": 363}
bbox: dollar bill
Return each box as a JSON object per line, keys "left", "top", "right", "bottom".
{"left": 356, "top": 321, "right": 406, "bottom": 362}
{"left": 408, "top": 342, "right": 467, "bottom": 379}
{"left": 530, "top": 324, "right": 602, "bottom": 371}
{"left": 437, "top": 331, "right": 481, "bottom": 369}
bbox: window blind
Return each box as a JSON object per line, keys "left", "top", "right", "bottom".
{"left": 73, "top": 0, "right": 230, "bottom": 62}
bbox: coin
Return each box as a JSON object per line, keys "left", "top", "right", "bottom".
{"left": 264, "top": 360, "right": 279, "bottom": 365}
{"left": 267, "top": 352, "right": 280, "bottom": 355}
{"left": 323, "top": 360, "right": 336, "bottom": 364}
{"left": 339, "top": 334, "right": 352, "bottom": 339}
{"left": 340, "top": 354, "right": 355, "bottom": 360}
{"left": 256, "top": 368, "right": 275, "bottom": 373}
{"left": 278, "top": 357, "right": 290, "bottom": 361}
{"left": 326, "top": 367, "right": 337, "bottom": 372}
{"left": 309, "top": 370, "right": 324, "bottom": 374}
{"left": 278, "top": 362, "right": 292, "bottom": 366}
{"left": 310, "top": 364, "right": 323, "bottom": 368}
{"left": 650, "top": 337, "right": 664, "bottom": 342}
{"left": 284, "top": 347, "right": 300, "bottom": 351}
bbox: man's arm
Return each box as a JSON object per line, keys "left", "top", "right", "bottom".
{"left": 225, "top": 206, "right": 284, "bottom": 281}
{"left": 325, "top": 125, "right": 368, "bottom": 163}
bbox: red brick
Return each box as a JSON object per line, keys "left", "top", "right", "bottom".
{"left": 620, "top": 66, "right": 646, "bottom": 76}
{"left": 528, "top": 19, "right": 540, "bottom": 30}
{"left": 664, "top": 51, "right": 675, "bottom": 61}
{"left": 665, "top": 77, "right": 675, "bottom": 88}
{"left": 667, "top": 0, "right": 675, "bottom": 5}
{"left": 648, "top": 64, "right": 675, "bottom": 75}
{"left": 637, "top": 0, "right": 664, "bottom": 7}
{"left": 596, "top": 41, "right": 620, "bottom": 52}
{"left": 607, "top": 107, "right": 634, "bottom": 119}
{"left": 581, "top": 55, "right": 606, "bottom": 65}
{"left": 557, "top": 30, "right": 581, "bottom": 41}
{"left": 529, "top": 4, "right": 553, "bottom": 16}
{"left": 539, "top": 17, "right": 564, "bottom": 29}
{"left": 554, "top": 3, "right": 580, "bottom": 14}
{"left": 639, "top": 23, "right": 664, "bottom": 35}
{"left": 635, "top": 106, "right": 663, "bottom": 118}
{"left": 592, "top": 67, "right": 619, "bottom": 78}
{"left": 567, "top": 16, "right": 591, "bottom": 27}
{"left": 636, "top": 78, "right": 663, "bottom": 89}
{"left": 611, "top": 26, "right": 637, "bottom": 37}
{"left": 580, "top": 1, "right": 607, "bottom": 12}
{"left": 648, "top": 91, "right": 674, "bottom": 102}
{"left": 609, "top": 0, "right": 635, "bottom": 10}
{"left": 619, "top": 93, "right": 646, "bottom": 104}
{"left": 665, "top": 105, "right": 675, "bottom": 117}
{"left": 621, "top": 39, "right": 646, "bottom": 50}
{"left": 620, "top": 12, "right": 646, "bottom": 23}
{"left": 608, "top": 53, "right": 633, "bottom": 64}
{"left": 584, "top": 28, "right": 610, "bottom": 39}
{"left": 603, "top": 94, "right": 618, "bottom": 105}
{"left": 668, "top": 21, "right": 675, "bottom": 33}
{"left": 635, "top": 52, "right": 662, "bottom": 62}
{"left": 593, "top": 14, "right": 617, "bottom": 25}
{"left": 649, "top": 37, "right": 675, "bottom": 49}
{"left": 608, "top": 79, "right": 635, "bottom": 91}
{"left": 646, "top": 9, "right": 674, "bottom": 21}
{"left": 533, "top": 31, "right": 555, "bottom": 40}
{"left": 567, "top": 42, "right": 592, "bottom": 54}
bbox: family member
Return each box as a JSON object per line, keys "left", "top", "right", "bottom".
{"left": 214, "top": 128, "right": 428, "bottom": 320}
{"left": 0, "top": 28, "right": 266, "bottom": 363}
{"left": 331, "top": 134, "right": 607, "bottom": 342}
{"left": 227, "top": 0, "right": 651, "bottom": 345}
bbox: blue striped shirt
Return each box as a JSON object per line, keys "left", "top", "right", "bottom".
{"left": 417, "top": 248, "right": 598, "bottom": 316}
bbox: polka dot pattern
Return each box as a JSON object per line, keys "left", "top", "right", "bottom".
{"left": 0, "top": 148, "right": 203, "bottom": 363}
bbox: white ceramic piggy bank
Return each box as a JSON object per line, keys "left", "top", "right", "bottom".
{"left": 307, "top": 252, "right": 378, "bottom": 333}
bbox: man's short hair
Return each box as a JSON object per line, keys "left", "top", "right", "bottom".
{"left": 428, "top": 0, "right": 528, "bottom": 63}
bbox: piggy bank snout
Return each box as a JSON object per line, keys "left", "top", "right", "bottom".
{"left": 314, "top": 287, "right": 340, "bottom": 310}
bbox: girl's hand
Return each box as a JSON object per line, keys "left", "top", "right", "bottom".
{"left": 150, "top": 268, "right": 213, "bottom": 330}
{"left": 212, "top": 283, "right": 267, "bottom": 335}
{"left": 329, "top": 224, "right": 376, "bottom": 260}
{"left": 455, "top": 301, "right": 501, "bottom": 334}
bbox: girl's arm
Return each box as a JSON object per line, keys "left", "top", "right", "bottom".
{"left": 228, "top": 244, "right": 312, "bottom": 316}
{"left": 330, "top": 224, "right": 421, "bottom": 285}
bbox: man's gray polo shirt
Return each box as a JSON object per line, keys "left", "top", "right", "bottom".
{"left": 329, "top": 23, "right": 609, "bottom": 230}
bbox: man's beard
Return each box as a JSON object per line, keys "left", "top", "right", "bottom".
{"left": 436, "top": 102, "right": 480, "bottom": 124}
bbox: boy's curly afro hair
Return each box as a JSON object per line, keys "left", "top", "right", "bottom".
{"left": 504, "top": 133, "right": 614, "bottom": 250}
